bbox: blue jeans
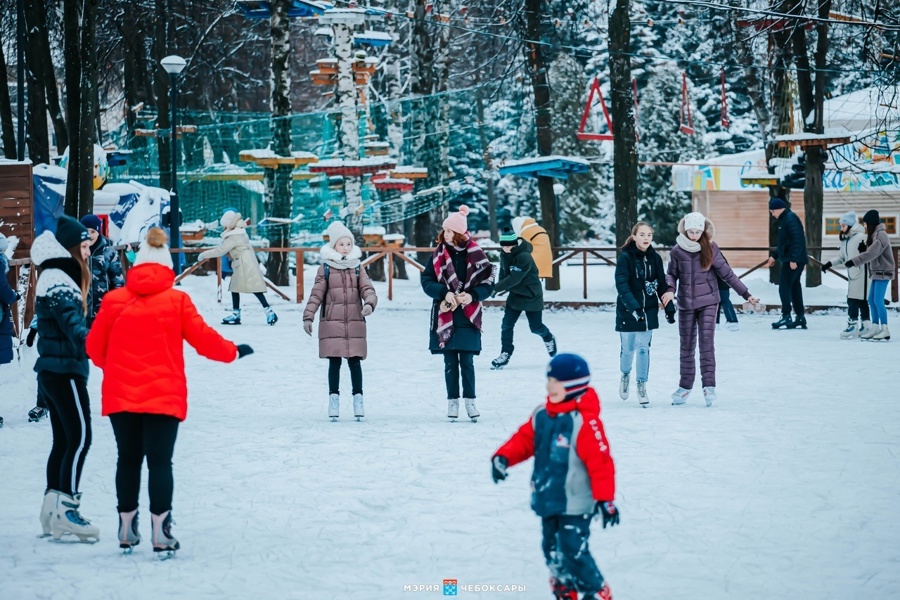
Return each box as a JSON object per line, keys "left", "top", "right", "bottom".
{"left": 716, "top": 288, "right": 738, "bottom": 324}
{"left": 868, "top": 279, "right": 890, "bottom": 325}
{"left": 620, "top": 331, "right": 653, "bottom": 382}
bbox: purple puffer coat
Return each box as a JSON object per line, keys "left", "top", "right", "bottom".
{"left": 666, "top": 218, "right": 751, "bottom": 310}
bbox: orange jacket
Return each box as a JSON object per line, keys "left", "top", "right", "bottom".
{"left": 86, "top": 263, "right": 238, "bottom": 421}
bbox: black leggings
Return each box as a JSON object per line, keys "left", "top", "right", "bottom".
{"left": 109, "top": 412, "right": 180, "bottom": 515}
{"left": 39, "top": 372, "right": 92, "bottom": 496}
{"left": 232, "top": 292, "right": 269, "bottom": 310}
{"left": 328, "top": 357, "right": 363, "bottom": 395}
{"left": 444, "top": 351, "right": 476, "bottom": 399}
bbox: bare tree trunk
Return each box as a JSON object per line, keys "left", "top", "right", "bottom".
{"left": 36, "top": 1, "right": 67, "bottom": 155}
{"left": 0, "top": 38, "right": 17, "bottom": 159}
{"left": 475, "top": 79, "right": 498, "bottom": 240}
{"left": 411, "top": 0, "right": 436, "bottom": 266}
{"left": 75, "top": 0, "right": 99, "bottom": 217}
{"left": 266, "top": 0, "right": 292, "bottom": 286}
{"left": 63, "top": 0, "right": 82, "bottom": 215}
{"left": 153, "top": 0, "right": 171, "bottom": 190}
{"left": 768, "top": 22, "right": 795, "bottom": 285}
{"left": 25, "top": 0, "right": 49, "bottom": 165}
{"left": 609, "top": 0, "right": 638, "bottom": 250}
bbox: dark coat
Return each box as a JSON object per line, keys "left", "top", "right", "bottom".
{"left": 87, "top": 235, "right": 125, "bottom": 322}
{"left": 1, "top": 264, "right": 17, "bottom": 365}
{"left": 614, "top": 242, "right": 667, "bottom": 332}
{"left": 421, "top": 245, "right": 494, "bottom": 354}
{"left": 494, "top": 239, "right": 543, "bottom": 312}
{"left": 772, "top": 209, "right": 808, "bottom": 265}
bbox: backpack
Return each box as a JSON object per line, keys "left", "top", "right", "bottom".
{"left": 320, "top": 263, "right": 362, "bottom": 317}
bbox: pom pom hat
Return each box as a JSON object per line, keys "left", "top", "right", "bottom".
{"left": 134, "top": 227, "right": 174, "bottom": 269}
{"left": 499, "top": 227, "right": 518, "bottom": 247}
{"left": 547, "top": 353, "right": 591, "bottom": 401}
{"left": 442, "top": 205, "right": 470, "bottom": 235}
{"left": 323, "top": 220, "right": 354, "bottom": 248}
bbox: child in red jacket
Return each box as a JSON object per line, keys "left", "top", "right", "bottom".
{"left": 492, "top": 353, "right": 618, "bottom": 600}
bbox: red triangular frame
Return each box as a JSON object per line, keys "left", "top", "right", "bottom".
{"left": 679, "top": 72, "right": 695, "bottom": 135}
{"left": 577, "top": 77, "right": 614, "bottom": 141}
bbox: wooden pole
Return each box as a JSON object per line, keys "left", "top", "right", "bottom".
{"left": 387, "top": 249, "right": 394, "bottom": 301}
{"left": 295, "top": 249, "right": 304, "bottom": 303}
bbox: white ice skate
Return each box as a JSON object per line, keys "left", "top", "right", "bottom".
{"left": 39, "top": 490, "right": 59, "bottom": 537}
{"left": 619, "top": 372, "right": 630, "bottom": 400}
{"left": 353, "top": 393, "right": 365, "bottom": 420}
{"left": 725, "top": 321, "right": 740, "bottom": 331}
{"left": 464, "top": 399, "right": 480, "bottom": 422}
{"left": 840, "top": 319, "right": 861, "bottom": 339}
{"left": 447, "top": 398, "right": 460, "bottom": 421}
{"left": 872, "top": 325, "right": 891, "bottom": 341}
{"left": 671, "top": 387, "right": 691, "bottom": 405}
{"left": 703, "top": 386, "right": 717, "bottom": 407}
{"left": 151, "top": 511, "right": 180, "bottom": 560}
{"left": 636, "top": 381, "right": 649, "bottom": 407}
{"left": 328, "top": 393, "right": 340, "bottom": 421}
{"left": 51, "top": 493, "right": 100, "bottom": 543}
{"left": 860, "top": 324, "right": 881, "bottom": 340}
{"left": 118, "top": 509, "right": 141, "bottom": 553}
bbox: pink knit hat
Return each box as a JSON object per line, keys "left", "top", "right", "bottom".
{"left": 442, "top": 205, "right": 470, "bottom": 235}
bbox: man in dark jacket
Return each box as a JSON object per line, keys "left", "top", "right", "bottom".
{"left": 491, "top": 228, "right": 556, "bottom": 369}
{"left": 765, "top": 198, "right": 808, "bottom": 329}
{"left": 80, "top": 214, "right": 125, "bottom": 325}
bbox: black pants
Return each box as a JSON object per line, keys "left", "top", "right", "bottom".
{"left": 444, "top": 351, "right": 476, "bottom": 399}
{"left": 232, "top": 292, "right": 269, "bottom": 310}
{"left": 109, "top": 412, "right": 180, "bottom": 515}
{"left": 848, "top": 297, "right": 871, "bottom": 321}
{"left": 328, "top": 357, "right": 363, "bottom": 395}
{"left": 39, "top": 372, "right": 91, "bottom": 496}
{"left": 541, "top": 514, "right": 604, "bottom": 596}
{"left": 500, "top": 307, "right": 552, "bottom": 354}
{"left": 778, "top": 264, "right": 805, "bottom": 317}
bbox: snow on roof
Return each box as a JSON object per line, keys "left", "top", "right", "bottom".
{"left": 355, "top": 30, "right": 391, "bottom": 41}
{"left": 814, "top": 86, "right": 900, "bottom": 133}
{"left": 34, "top": 163, "right": 69, "bottom": 180}
{"left": 391, "top": 166, "right": 428, "bottom": 174}
{"left": 501, "top": 155, "right": 591, "bottom": 168}
{"left": 314, "top": 157, "right": 395, "bottom": 168}
{"left": 363, "top": 226, "right": 386, "bottom": 235}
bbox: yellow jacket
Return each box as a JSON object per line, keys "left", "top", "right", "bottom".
{"left": 512, "top": 217, "right": 552, "bottom": 278}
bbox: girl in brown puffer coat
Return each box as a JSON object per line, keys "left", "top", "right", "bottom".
{"left": 303, "top": 221, "right": 378, "bottom": 420}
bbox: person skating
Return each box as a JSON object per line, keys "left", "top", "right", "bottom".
{"left": 491, "top": 353, "right": 617, "bottom": 600}
{"left": 198, "top": 210, "right": 277, "bottom": 326}
{"left": 661, "top": 212, "right": 760, "bottom": 407}
{"left": 421, "top": 206, "right": 494, "bottom": 421}
{"left": 1, "top": 232, "right": 20, "bottom": 428}
{"left": 31, "top": 217, "right": 99, "bottom": 542}
{"left": 491, "top": 227, "right": 556, "bottom": 370}
{"left": 86, "top": 228, "right": 253, "bottom": 557}
{"left": 303, "top": 221, "right": 378, "bottom": 420}
{"left": 765, "top": 198, "right": 809, "bottom": 329}
{"left": 845, "top": 210, "right": 895, "bottom": 341}
{"left": 614, "top": 222, "right": 674, "bottom": 407}
{"left": 79, "top": 214, "right": 124, "bottom": 326}
{"left": 715, "top": 254, "right": 740, "bottom": 331}
{"left": 821, "top": 212, "right": 871, "bottom": 338}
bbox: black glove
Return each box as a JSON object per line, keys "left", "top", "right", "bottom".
{"left": 821, "top": 261, "right": 832, "bottom": 273}
{"left": 664, "top": 302, "right": 676, "bottom": 324}
{"left": 26, "top": 328, "right": 38, "bottom": 347}
{"left": 594, "top": 501, "right": 620, "bottom": 528}
{"left": 845, "top": 261, "right": 854, "bottom": 269}
{"left": 491, "top": 456, "right": 508, "bottom": 483}
{"left": 15, "top": 292, "right": 22, "bottom": 301}
{"left": 858, "top": 241, "right": 867, "bottom": 253}
{"left": 237, "top": 344, "right": 254, "bottom": 358}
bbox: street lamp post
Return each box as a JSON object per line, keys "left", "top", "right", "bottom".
{"left": 160, "top": 54, "right": 186, "bottom": 273}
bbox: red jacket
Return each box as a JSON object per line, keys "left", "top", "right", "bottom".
{"left": 86, "top": 263, "right": 238, "bottom": 421}
{"left": 495, "top": 388, "right": 615, "bottom": 515}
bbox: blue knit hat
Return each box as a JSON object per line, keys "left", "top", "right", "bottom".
{"left": 80, "top": 214, "right": 102, "bottom": 233}
{"left": 768, "top": 197, "right": 787, "bottom": 211}
{"left": 547, "top": 353, "right": 591, "bottom": 400}
{"left": 839, "top": 211, "right": 857, "bottom": 228}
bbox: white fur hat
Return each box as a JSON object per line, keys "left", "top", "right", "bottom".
{"left": 324, "top": 221, "right": 354, "bottom": 248}
{"left": 134, "top": 228, "right": 174, "bottom": 269}
{"left": 220, "top": 210, "right": 243, "bottom": 230}
{"left": 683, "top": 212, "right": 706, "bottom": 232}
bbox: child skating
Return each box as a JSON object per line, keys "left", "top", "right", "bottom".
{"left": 821, "top": 211, "right": 871, "bottom": 338}
{"left": 492, "top": 353, "right": 618, "bottom": 600}
{"left": 491, "top": 227, "right": 556, "bottom": 370}
{"left": 303, "top": 221, "right": 377, "bottom": 420}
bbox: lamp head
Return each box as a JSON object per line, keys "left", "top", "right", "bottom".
{"left": 160, "top": 55, "right": 186, "bottom": 75}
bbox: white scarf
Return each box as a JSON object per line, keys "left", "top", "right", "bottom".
{"left": 320, "top": 243, "right": 362, "bottom": 270}
{"left": 676, "top": 234, "right": 701, "bottom": 253}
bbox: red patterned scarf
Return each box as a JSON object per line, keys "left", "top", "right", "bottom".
{"left": 434, "top": 239, "right": 494, "bottom": 348}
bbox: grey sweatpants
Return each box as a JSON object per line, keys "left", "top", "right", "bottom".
{"left": 678, "top": 304, "right": 718, "bottom": 389}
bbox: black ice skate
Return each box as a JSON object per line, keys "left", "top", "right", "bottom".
{"left": 786, "top": 316, "right": 807, "bottom": 329}
{"left": 771, "top": 315, "right": 793, "bottom": 329}
{"left": 151, "top": 511, "right": 180, "bottom": 560}
{"left": 28, "top": 406, "right": 48, "bottom": 422}
{"left": 491, "top": 352, "right": 511, "bottom": 370}
{"left": 544, "top": 334, "right": 557, "bottom": 357}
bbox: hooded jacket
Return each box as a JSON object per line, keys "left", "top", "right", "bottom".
{"left": 86, "top": 262, "right": 239, "bottom": 421}
{"left": 615, "top": 240, "right": 667, "bottom": 332}
{"left": 198, "top": 222, "right": 267, "bottom": 294}
{"left": 494, "top": 388, "right": 615, "bottom": 517}
{"left": 512, "top": 217, "right": 552, "bottom": 278}
{"left": 837, "top": 222, "right": 869, "bottom": 299}
{"left": 771, "top": 208, "right": 809, "bottom": 265}
{"left": 31, "top": 231, "right": 90, "bottom": 378}
{"left": 850, "top": 223, "right": 895, "bottom": 280}
{"left": 87, "top": 234, "right": 125, "bottom": 321}
{"left": 494, "top": 239, "right": 543, "bottom": 312}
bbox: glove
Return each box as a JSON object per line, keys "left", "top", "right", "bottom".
{"left": 15, "top": 291, "right": 21, "bottom": 301}
{"left": 594, "top": 501, "right": 620, "bottom": 529}
{"left": 236, "top": 344, "right": 254, "bottom": 358}
{"left": 361, "top": 304, "right": 373, "bottom": 317}
{"left": 26, "top": 328, "right": 38, "bottom": 347}
{"left": 858, "top": 241, "right": 867, "bottom": 253}
{"left": 845, "top": 261, "right": 854, "bottom": 269}
{"left": 491, "top": 456, "right": 508, "bottom": 483}
{"left": 821, "top": 261, "right": 832, "bottom": 273}
{"left": 303, "top": 321, "right": 313, "bottom": 336}
{"left": 664, "top": 302, "right": 676, "bottom": 324}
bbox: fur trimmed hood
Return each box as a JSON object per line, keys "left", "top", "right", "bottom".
{"left": 677, "top": 215, "right": 717, "bottom": 241}
{"left": 320, "top": 241, "right": 362, "bottom": 269}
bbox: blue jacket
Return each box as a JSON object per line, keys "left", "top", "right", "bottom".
{"left": 772, "top": 209, "right": 808, "bottom": 265}
{"left": 1, "top": 257, "right": 16, "bottom": 365}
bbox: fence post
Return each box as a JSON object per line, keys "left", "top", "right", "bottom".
{"left": 216, "top": 257, "right": 222, "bottom": 303}
{"left": 295, "top": 249, "right": 304, "bottom": 303}
{"left": 893, "top": 247, "right": 899, "bottom": 303}
{"left": 387, "top": 250, "right": 394, "bottom": 301}
{"left": 582, "top": 250, "right": 588, "bottom": 300}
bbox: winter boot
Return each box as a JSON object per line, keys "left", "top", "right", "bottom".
{"left": 787, "top": 315, "right": 808, "bottom": 329}
{"left": 28, "top": 406, "right": 48, "bottom": 422}
{"left": 39, "top": 489, "right": 60, "bottom": 537}
{"left": 872, "top": 324, "right": 891, "bottom": 341}
{"left": 771, "top": 315, "right": 793, "bottom": 329}
{"left": 671, "top": 387, "right": 691, "bottom": 405}
{"left": 544, "top": 334, "right": 558, "bottom": 357}
{"left": 703, "top": 386, "right": 717, "bottom": 407}
{"left": 328, "top": 393, "right": 340, "bottom": 420}
{"left": 118, "top": 509, "right": 141, "bottom": 552}
{"left": 352, "top": 393, "right": 365, "bottom": 419}
{"left": 150, "top": 511, "right": 180, "bottom": 558}
{"left": 464, "top": 399, "right": 480, "bottom": 421}
{"left": 550, "top": 577, "right": 579, "bottom": 600}
{"left": 840, "top": 319, "right": 861, "bottom": 339}
{"left": 590, "top": 582, "right": 614, "bottom": 600}
{"left": 491, "top": 351, "right": 511, "bottom": 370}
{"left": 447, "top": 398, "right": 460, "bottom": 420}
{"left": 618, "top": 372, "right": 630, "bottom": 400}
{"left": 860, "top": 323, "right": 881, "bottom": 340}
{"left": 51, "top": 493, "right": 100, "bottom": 543}
{"left": 222, "top": 309, "right": 241, "bottom": 325}
{"left": 265, "top": 306, "right": 278, "bottom": 326}
{"left": 636, "top": 381, "right": 649, "bottom": 407}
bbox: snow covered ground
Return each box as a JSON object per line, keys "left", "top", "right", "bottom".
{"left": 1, "top": 274, "right": 899, "bottom": 599}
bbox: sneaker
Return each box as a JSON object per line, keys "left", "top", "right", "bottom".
{"left": 491, "top": 352, "right": 511, "bottom": 370}
{"left": 28, "top": 406, "right": 48, "bottom": 422}
{"left": 352, "top": 393, "right": 365, "bottom": 418}
{"left": 447, "top": 398, "right": 460, "bottom": 419}
{"left": 703, "top": 386, "right": 717, "bottom": 407}
{"left": 544, "top": 334, "right": 557, "bottom": 357}
{"left": 618, "top": 372, "right": 630, "bottom": 400}
{"left": 725, "top": 321, "right": 740, "bottom": 331}
{"left": 771, "top": 315, "right": 792, "bottom": 329}
{"left": 265, "top": 307, "right": 278, "bottom": 326}
{"left": 860, "top": 324, "right": 881, "bottom": 340}
{"left": 328, "top": 393, "right": 340, "bottom": 419}
{"left": 222, "top": 309, "right": 241, "bottom": 325}
{"left": 636, "top": 381, "right": 649, "bottom": 406}
{"left": 840, "top": 320, "right": 860, "bottom": 339}
{"left": 464, "top": 398, "right": 480, "bottom": 420}
{"left": 872, "top": 325, "right": 891, "bottom": 341}
{"left": 671, "top": 387, "right": 690, "bottom": 405}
